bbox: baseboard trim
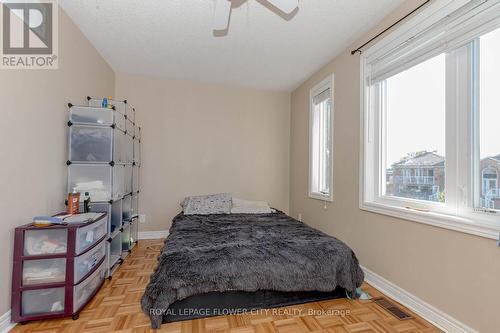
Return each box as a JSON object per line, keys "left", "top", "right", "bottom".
{"left": 0, "top": 311, "right": 15, "bottom": 333}
{"left": 362, "top": 266, "right": 478, "bottom": 333}
{"left": 138, "top": 230, "right": 169, "bottom": 240}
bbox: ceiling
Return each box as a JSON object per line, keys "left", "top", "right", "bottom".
{"left": 59, "top": 0, "right": 404, "bottom": 91}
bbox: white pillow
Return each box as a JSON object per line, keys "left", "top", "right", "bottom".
{"left": 231, "top": 198, "right": 273, "bottom": 214}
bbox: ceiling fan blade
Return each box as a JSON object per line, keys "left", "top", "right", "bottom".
{"left": 265, "top": 0, "right": 298, "bottom": 14}
{"left": 214, "top": 0, "right": 232, "bottom": 31}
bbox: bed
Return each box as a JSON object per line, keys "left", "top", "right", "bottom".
{"left": 141, "top": 211, "right": 364, "bottom": 328}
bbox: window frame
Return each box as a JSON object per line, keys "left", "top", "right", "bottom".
{"left": 309, "top": 74, "right": 334, "bottom": 202}
{"left": 359, "top": 1, "right": 500, "bottom": 240}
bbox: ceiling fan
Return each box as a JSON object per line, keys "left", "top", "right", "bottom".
{"left": 214, "top": 0, "right": 299, "bottom": 31}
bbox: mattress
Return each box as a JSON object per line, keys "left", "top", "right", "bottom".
{"left": 142, "top": 211, "right": 364, "bottom": 328}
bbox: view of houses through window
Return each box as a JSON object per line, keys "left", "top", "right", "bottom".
{"left": 383, "top": 54, "right": 446, "bottom": 203}
{"left": 382, "top": 27, "right": 500, "bottom": 210}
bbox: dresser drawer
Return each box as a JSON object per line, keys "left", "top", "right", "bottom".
{"left": 74, "top": 239, "right": 106, "bottom": 283}
{"left": 23, "top": 229, "right": 67, "bottom": 256}
{"left": 75, "top": 218, "right": 107, "bottom": 255}
{"left": 21, "top": 287, "right": 65, "bottom": 316}
{"left": 73, "top": 261, "right": 105, "bottom": 313}
{"left": 22, "top": 258, "right": 66, "bottom": 286}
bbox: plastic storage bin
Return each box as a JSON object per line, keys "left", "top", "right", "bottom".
{"left": 131, "top": 193, "right": 139, "bottom": 218}
{"left": 88, "top": 98, "right": 126, "bottom": 114}
{"left": 22, "top": 288, "right": 65, "bottom": 316}
{"left": 74, "top": 239, "right": 106, "bottom": 283}
{"left": 22, "top": 258, "right": 66, "bottom": 285}
{"left": 69, "top": 106, "right": 114, "bottom": 126}
{"left": 69, "top": 125, "right": 113, "bottom": 163}
{"left": 73, "top": 261, "right": 106, "bottom": 312}
{"left": 68, "top": 164, "right": 125, "bottom": 201}
{"left": 75, "top": 218, "right": 107, "bottom": 255}
{"left": 132, "top": 166, "right": 139, "bottom": 193}
{"left": 122, "top": 195, "right": 131, "bottom": 221}
{"left": 24, "top": 229, "right": 67, "bottom": 256}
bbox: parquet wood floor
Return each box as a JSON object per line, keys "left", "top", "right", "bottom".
{"left": 11, "top": 240, "right": 442, "bottom": 333}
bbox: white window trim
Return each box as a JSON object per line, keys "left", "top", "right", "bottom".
{"left": 309, "top": 74, "right": 334, "bottom": 202}
{"left": 359, "top": 0, "right": 500, "bottom": 240}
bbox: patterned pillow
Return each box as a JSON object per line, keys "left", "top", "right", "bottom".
{"left": 181, "top": 193, "right": 232, "bottom": 215}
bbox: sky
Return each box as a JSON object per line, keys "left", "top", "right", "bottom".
{"left": 383, "top": 27, "right": 500, "bottom": 167}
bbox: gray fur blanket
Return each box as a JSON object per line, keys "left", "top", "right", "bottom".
{"left": 141, "top": 211, "right": 364, "bottom": 328}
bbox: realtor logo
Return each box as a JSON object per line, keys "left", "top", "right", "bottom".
{"left": 1, "top": 0, "right": 58, "bottom": 69}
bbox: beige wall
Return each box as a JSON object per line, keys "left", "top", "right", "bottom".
{"left": 289, "top": 1, "right": 499, "bottom": 333}
{"left": 0, "top": 9, "right": 115, "bottom": 315}
{"left": 115, "top": 73, "right": 290, "bottom": 232}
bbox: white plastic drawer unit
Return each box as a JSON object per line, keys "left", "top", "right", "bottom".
{"left": 69, "top": 106, "right": 113, "bottom": 126}
{"left": 124, "top": 165, "right": 133, "bottom": 194}
{"left": 73, "top": 260, "right": 105, "bottom": 313}
{"left": 22, "top": 287, "right": 65, "bottom": 316}
{"left": 74, "top": 239, "right": 106, "bottom": 283}
{"left": 24, "top": 229, "right": 67, "bottom": 256}
{"left": 131, "top": 193, "right": 139, "bottom": 217}
{"left": 68, "top": 164, "right": 124, "bottom": 202}
{"left": 133, "top": 138, "right": 141, "bottom": 165}
{"left": 122, "top": 195, "right": 132, "bottom": 221}
{"left": 132, "top": 166, "right": 139, "bottom": 193}
{"left": 75, "top": 218, "right": 107, "bottom": 255}
{"left": 22, "top": 258, "right": 66, "bottom": 285}
{"left": 69, "top": 125, "right": 113, "bottom": 163}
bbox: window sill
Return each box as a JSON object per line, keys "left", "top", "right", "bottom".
{"left": 360, "top": 201, "right": 500, "bottom": 240}
{"left": 309, "top": 193, "right": 333, "bottom": 202}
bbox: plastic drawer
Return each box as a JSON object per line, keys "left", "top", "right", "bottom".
{"left": 133, "top": 138, "right": 141, "bottom": 165}
{"left": 68, "top": 165, "right": 125, "bottom": 201}
{"left": 69, "top": 106, "right": 113, "bottom": 126}
{"left": 73, "top": 261, "right": 105, "bottom": 313}
{"left": 131, "top": 193, "right": 139, "bottom": 217}
{"left": 24, "top": 229, "right": 67, "bottom": 256}
{"left": 122, "top": 223, "right": 131, "bottom": 252}
{"left": 75, "top": 218, "right": 107, "bottom": 255}
{"left": 109, "top": 234, "right": 122, "bottom": 267}
{"left": 124, "top": 165, "right": 132, "bottom": 194}
{"left": 132, "top": 166, "right": 139, "bottom": 193}
{"left": 125, "top": 134, "right": 134, "bottom": 164}
{"left": 22, "top": 258, "right": 66, "bottom": 286}
{"left": 74, "top": 239, "right": 106, "bottom": 283}
{"left": 122, "top": 195, "right": 131, "bottom": 221}
{"left": 69, "top": 125, "right": 113, "bottom": 163}
{"left": 22, "top": 288, "right": 65, "bottom": 316}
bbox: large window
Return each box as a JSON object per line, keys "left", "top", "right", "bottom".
{"left": 309, "top": 75, "right": 333, "bottom": 201}
{"left": 361, "top": 0, "right": 500, "bottom": 239}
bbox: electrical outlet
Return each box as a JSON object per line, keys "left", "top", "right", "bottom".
{"left": 139, "top": 214, "right": 146, "bottom": 224}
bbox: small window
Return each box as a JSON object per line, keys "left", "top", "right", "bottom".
{"left": 309, "top": 75, "right": 333, "bottom": 201}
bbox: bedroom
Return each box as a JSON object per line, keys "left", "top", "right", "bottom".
{"left": 0, "top": 0, "right": 499, "bottom": 332}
